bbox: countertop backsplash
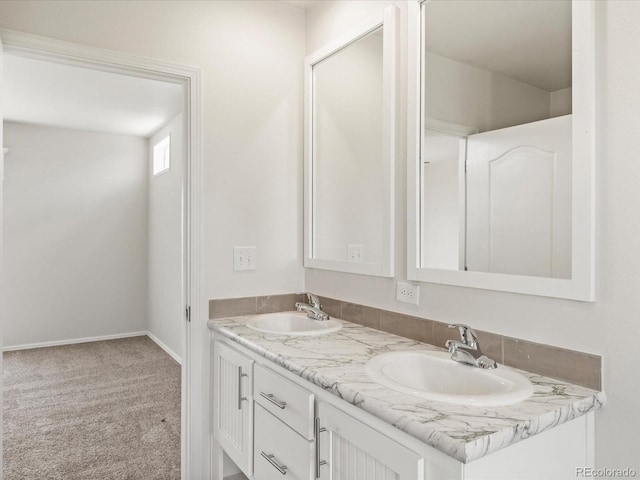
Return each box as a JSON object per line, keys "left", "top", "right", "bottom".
{"left": 209, "top": 293, "right": 601, "bottom": 390}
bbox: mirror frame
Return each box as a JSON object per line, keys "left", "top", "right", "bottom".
{"left": 407, "top": 0, "right": 596, "bottom": 300}
{"left": 304, "top": 6, "right": 398, "bottom": 277}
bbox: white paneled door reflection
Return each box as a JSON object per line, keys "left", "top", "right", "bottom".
{"left": 465, "top": 115, "right": 572, "bottom": 278}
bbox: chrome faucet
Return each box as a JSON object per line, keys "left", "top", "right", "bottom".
{"left": 295, "top": 294, "right": 330, "bottom": 321}
{"left": 445, "top": 323, "right": 497, "bottom": 369}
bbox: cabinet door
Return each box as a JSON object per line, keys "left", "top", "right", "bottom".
{"left": 213, "top": 340, "right": 254, "bottom": 476}
{"left": 316, "top": 402, "right": 424, "bottom": 480}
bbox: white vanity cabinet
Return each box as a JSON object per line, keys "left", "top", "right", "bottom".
{"left": 211, "top": 335, "right": 595, "bottom": 480}
{"left": 212, "top": 340, "right": 254, "bottom": 476}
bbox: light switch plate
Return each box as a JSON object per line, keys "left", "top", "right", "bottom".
{"left": 234, "top": 246, "right": 256, "bottom": 271}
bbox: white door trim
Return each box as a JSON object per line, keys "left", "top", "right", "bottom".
{"left": 0, "top": 28, "right": 204, "bottom": 479}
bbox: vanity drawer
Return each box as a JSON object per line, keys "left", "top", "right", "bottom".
{"left": 254, "top": 363, "right": 314, "bottom": 440}
{"left": 254, "top": 404, "right": 313, "bottom": 480}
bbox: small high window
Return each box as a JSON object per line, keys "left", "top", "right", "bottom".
{"left": 153, "top": 135, "right": 171, "bottom": 175}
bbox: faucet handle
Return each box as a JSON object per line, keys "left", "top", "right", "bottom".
{"left": 448, "top": 323, "right": 478, "bottom": 347}
{"left": 445, "top": 339, "right": 461, "bottom": 353}
{"left": 307, "top": 293, "right": 321, "bottom": 309}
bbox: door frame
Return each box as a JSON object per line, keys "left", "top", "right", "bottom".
{"left": 0, "top": 28, "right": 204, "bottom": 479}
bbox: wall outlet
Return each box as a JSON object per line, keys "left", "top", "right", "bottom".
{"left": 396, "top": 282, "right": 419, "bottom": 305}
{"left": 234, "top": 246, "right": 256, "bottom": 271}
{"left": 347, "top": 244, "right": 364, "bottom": 263}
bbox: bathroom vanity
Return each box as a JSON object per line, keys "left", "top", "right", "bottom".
{"left": 209, "top": 314, "right": 604, "bottom": 480}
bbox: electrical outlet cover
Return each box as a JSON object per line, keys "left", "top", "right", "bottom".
{"left": 396, "top": 282, "right": 419, "bottom": 305}
{"left": 347, "top": 244, "right": 364, "bottom": 263}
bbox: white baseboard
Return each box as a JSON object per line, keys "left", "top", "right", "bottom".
{"left": 3, "top": 331, "right": 148, "bottom": 352}
{"left": 146, "top": 331, "right": 182, "bottom": 365}
{"left": 4, "top": 331, "right": 183, "bottom": 364}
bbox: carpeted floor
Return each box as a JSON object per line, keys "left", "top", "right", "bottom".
{"left": 3, "top": 336, "right": 181, "bottom": 480}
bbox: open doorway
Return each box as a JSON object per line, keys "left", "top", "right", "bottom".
{"left": 2, "top": 52, "right": 186, "bottom": 478}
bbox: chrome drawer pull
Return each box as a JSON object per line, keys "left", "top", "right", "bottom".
{"left": 237, "top": 367, "right": 248, "bottom": 410}
{"left": 315, "top": 417, "right": 327, "bottom": 478}
{"left": 260, "top": 392, "right": 287, "bottom": 410}
{"left": 261, "top": 451, "right": 288, "bottom": 475}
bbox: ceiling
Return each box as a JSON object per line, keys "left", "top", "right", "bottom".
{"left": 279, "top": 0, "right": 321, "bottom": 10}
{"left": 425, "top": 0, "right": 572, "bottom": 92}
{"left": 3, "top": 54, "right": 183, "bottom": 138}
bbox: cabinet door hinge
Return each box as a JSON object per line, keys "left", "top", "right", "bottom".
{"left": 185, "top": 305, "right": 191, "bottom": 322}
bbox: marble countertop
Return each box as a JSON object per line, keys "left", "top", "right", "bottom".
{"left": 208, "top": 314, "right": 605, "bottom": 463}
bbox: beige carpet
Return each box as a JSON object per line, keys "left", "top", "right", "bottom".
{"left": 3, "top": 336, "right": 181, "bottom": 480}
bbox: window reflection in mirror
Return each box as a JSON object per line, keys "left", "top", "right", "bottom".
{"left": 313, "top": 28, "right": 384, "bottom": 265}
{"left": 421, "top": 0, "right": 572, "bottom": 279}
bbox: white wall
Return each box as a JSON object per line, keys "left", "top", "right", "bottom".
{"left": 421, "top": 129, "right": 462, "bottom": 270}
{"left": 3, "top": 122, "right": 148, "bottom": 347}
{"left": 425, "top": 51, "right": 552, "bottom": 132}
{"left": 305, "top": 0, "right": 640, "bottom": 472}
{"left": 551, "top": 87, "right": 573, "bottom": 117}
{"left": 0, "top": 2, "right": 305, "bottom": 477}
{"left": 0, "top": 0, "right": 305, "bottom": 299}
{"left": 148, "top": 115, "right": 183, "bottom": 362}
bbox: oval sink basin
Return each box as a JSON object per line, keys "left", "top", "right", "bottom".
{"left": 245, "top": 312, "right": 342, "bottom": 336}
{"left": 365, "top": 350, "right": 533, "bottom": 406}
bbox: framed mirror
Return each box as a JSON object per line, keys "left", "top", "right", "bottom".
{"left": 407, "top": 0, "right": 595, "bottom": 300}
{"left": 304, "top": 6, "right": 397, "bottom": 277}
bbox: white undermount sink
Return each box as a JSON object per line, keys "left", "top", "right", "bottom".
{"left": 244, "top": 311, "right": 342, "bottom": 336}
{"left": 365, "top": 350, "right": 533, "bottom": 407}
